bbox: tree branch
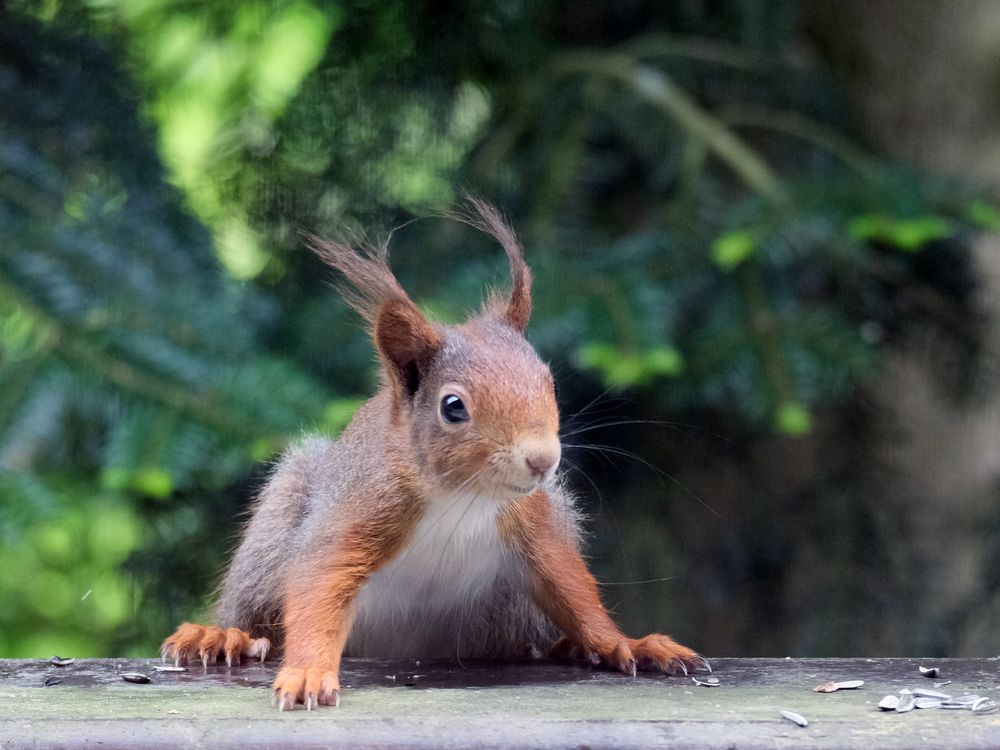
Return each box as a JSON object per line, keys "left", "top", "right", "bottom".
{"left": 549, "top": 52, "right": 789, "bottom": 206}
{"left": 718, "top": 105, "right": 880, "bottom": 178}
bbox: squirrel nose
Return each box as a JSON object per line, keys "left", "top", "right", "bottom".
{"left": 519, "top": 435, "right": 561, "bottom": 483}
{"left": 525, "top": 451, "right": 558, "bottom": 479}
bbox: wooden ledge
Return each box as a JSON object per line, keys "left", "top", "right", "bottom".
{"left": 1, "top": 657, "right": 998, "bottom": 748}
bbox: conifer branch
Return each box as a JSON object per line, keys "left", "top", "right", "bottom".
{"left": 549, "top": 52, "right": 789, "bottom": 205}
{"left": 0, "top": 272, "right": 259, "bottom": 440}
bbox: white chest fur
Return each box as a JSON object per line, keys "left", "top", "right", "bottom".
{"left": 346, "top": 492, "right": 517, "bottom": 658}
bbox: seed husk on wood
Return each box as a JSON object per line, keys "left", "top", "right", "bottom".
{"left": 880, "top": 687, "right": 996, "bottom": 715}
{"left": 49, "top": 656, "right": 74, "bottom": 667}
{"left": 834, "top": 680, "right": 864, "bottom": 690}
{"left": 42, "top": 676, "right": 62, "bottom": 687}
{"left": 153, "top": 665, "right": 186, "bottom": 672}
{"left": 972, "top": 698, "right": 999, "bottom": 714}
{"left": 918, "top": 666, "right": 939, "bottom": 678}
{"left": 912, "top": 688, "right": 951, "bottom": 700}
{"left": 877, "top": 695, "right": 900, "bottom": 710}
{"left": 940, "top": 695, "right": 981, "bottom": 710}
{"left": 780, "top": 710, "right": 809, "bottom": 727}
{"left": 692, "top": 676, "right": 720, "bottom": 687}
{"left": 951, "top": 695, "right": 983, "bottom": 705}
{"left": 120, "top": 672, "right": 151, "bottom": 684}
{"left": 814, "top": 679, "right": 864, "bottom": 693}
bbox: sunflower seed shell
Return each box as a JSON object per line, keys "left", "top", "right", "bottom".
{"left": 834, "top": 680, "right": 864, "bottom": 690}
{"left": 912, "top": 688, "right": 951, "bottom": 700}
{"left": 951, "top": 695, "right": 982, "bottom": 705}
{"left": 692, "top": 676, "right": 720, "bottom": 687}
{"left": 895, "top": 693, "right": 916, "bottom": 713}
{"left": 878, "top": 695, "right": 900, "bottom": 710}
{"left": 939, "top": 696, "right": 981, "bottom": 710}
{"left": 780, "top": 710, "right": 809, "bottom": 727}
{"left": 972, "top": 698, "right": 999, "bottom": 714}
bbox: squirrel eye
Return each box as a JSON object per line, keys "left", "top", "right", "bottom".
{"left": 440, "top": 394, "right": 470, "bottom": 424}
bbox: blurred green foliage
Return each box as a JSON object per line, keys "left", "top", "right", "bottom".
{"left": 0, "top": 0, "right": 993, "bottom": 657}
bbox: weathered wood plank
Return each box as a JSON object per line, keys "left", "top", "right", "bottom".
{"left": 1, "top": 658, "right": 998, "bottom": 749}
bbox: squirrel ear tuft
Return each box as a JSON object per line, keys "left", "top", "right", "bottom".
{"left": 373, "top": 299, "right": 441, "bottom": 397}
{"left": 505, "top": 261, "right": 531, "bottom": 332}
{"left": 460, "top": 197, "right": 532, "bottom": 331}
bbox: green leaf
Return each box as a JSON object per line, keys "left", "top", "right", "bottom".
{"left": 99, "top": 466, "right": 173, "bottom": 498}
{"left": 132, "top": 467, "right": 174, "bottom": 499}
{"left": 848, "top": 214, "right": 952, "bottom": 251}
{"left": 575, "top": 343, "right": 684, "bottom": 388}
{"left": 644, "top": 346, "right": 685, "bottom": 377}
{"left": 966, "top": 200, "right": 1000, "bottom": 231}
{"left": 250, "top": 436, "right": 285, "bottom": 462}
{"left": 0, "top": 299, "right": 52, "bottom": 361}
{"left": 711, "top": 230, "right": 758, "bottom": 270}
{"left": 775, "top": 402, "right": 812, "bottom": 436}
{"left": 322, "top": 397, "right": 366, "bottom": 436}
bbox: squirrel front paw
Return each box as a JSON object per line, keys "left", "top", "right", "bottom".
{"left": 628, "top": 633, "right": 710, "bottom": 675}
{"left": 160, "top": 622, "right": 271, "bottom": 667}
{"left": 273, "top": 666, "right": 340, "bottom": 710}
{"left": 550, "top": 633, "right": 709, "bottom": 676}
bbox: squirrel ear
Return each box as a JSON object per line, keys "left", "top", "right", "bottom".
{"left": 460, "top": 197, "right": 532, "bottom": 331}
{"left": 505, "top": 262, "right": 531, "bottom": 332}
{"left": 373, "top": 299, "right": 441, "bottom": 397}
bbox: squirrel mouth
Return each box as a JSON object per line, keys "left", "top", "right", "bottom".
{"left": 502, "top": 482, "right": 536, "bottom": 496}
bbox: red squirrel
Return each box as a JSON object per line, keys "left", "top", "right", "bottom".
{"left": 161, "top": 200, "right": 707, "bottom": 710}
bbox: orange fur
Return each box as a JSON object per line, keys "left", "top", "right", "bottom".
{"left": 274, "top": 489, "right": 425, "bottom": 709}
{"left": 501, "top": 491, "right": 702, "bottom": 675}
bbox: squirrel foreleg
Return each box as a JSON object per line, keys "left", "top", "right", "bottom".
{"left": 503, "top": 490, "right": 707, "bottom": 676}
{"left": 273, "top": 501, "right": 422, "bottom": 710}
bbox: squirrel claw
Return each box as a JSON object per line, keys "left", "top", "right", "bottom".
{"left": 273, "top": 666, "right": 341, "bottom": 710}
{"left": 161, "top": 622, "right": 271, "bottom": 669}
{"left": 627, "top": 634, "right": 703, "bottom": 676}
{"left": 625, "top": 658, "right": 638, "bottom": 678}
{"left": 549, "top": 633, "right": 701, "bottom": 677}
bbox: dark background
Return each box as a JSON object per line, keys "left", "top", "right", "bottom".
{"left": 2, "top": 0, "right": 1000, "bottom": 659}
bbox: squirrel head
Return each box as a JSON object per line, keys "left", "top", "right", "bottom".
{"left": 310, "top": 199, "right": 560, "bottom": 501}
